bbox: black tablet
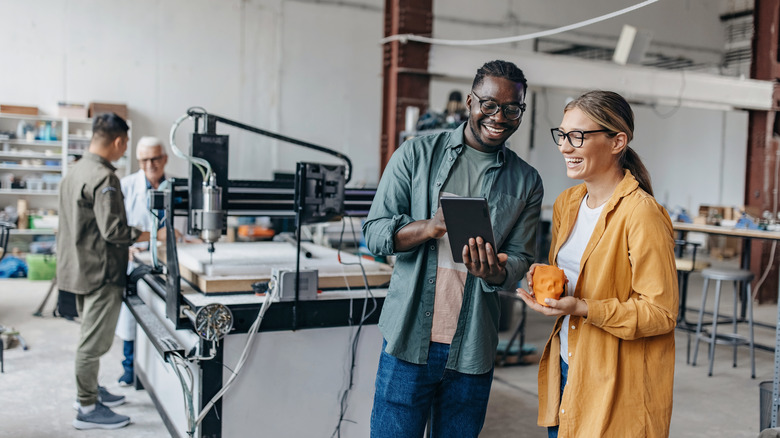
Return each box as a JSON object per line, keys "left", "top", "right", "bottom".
{"left": 440, "top": 196, "right": 496, "bottom": 263}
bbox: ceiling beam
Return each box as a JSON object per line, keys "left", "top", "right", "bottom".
{"left": 428, "top": 45, "right": 776, "bottom": 111}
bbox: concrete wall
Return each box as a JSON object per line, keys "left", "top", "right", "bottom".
{"left": 0, "top": 0, "right": 749, "bottom": 211}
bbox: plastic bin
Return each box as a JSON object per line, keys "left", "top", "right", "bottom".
{"left": 26, "top": 254, "right": 56, "bottom": 281}
{"left": 760, "top": 380, "right": 780, "bottom": 431}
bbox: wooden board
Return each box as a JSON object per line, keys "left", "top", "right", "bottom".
{"left": 0, "top": 104, "right": 38, "bottom": 115}
{"left": 174, "top": 241, "right": 392, "bottom": 294}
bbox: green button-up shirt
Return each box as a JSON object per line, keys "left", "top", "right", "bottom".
{"left": 57, "top": 152, "right": 141, "bottom": 294}
{"left": 363, "top": 123, "right": 544, "bottom": 374}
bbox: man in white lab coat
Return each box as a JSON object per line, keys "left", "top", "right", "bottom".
{"left": 115, "top": 136, "right": 169, "bottom": 386}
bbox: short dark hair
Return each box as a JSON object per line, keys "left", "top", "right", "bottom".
{"left": 92, "top": 113, "right": 129, "bottom": 144}
{"left": 471, "top": 60, "right": 527, "bottom": 91}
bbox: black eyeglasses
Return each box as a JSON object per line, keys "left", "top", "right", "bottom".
{"left": 550, "top": 128, "right": 612, "bottom": 148}
{"left": 470, "top": 91, "right": 526, "bottom": 121}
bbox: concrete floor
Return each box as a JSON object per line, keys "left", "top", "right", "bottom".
{"left": 0, "top": 255, "right": 777, "bottom": 437}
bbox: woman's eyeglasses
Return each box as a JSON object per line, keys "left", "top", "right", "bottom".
{"left": 550, "top": 128, "right": 612, "bottom": 148}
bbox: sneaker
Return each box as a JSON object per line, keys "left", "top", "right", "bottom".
{"left": 72, "top": 386, "right": 126, "bottom": 411}
{"left": 98, "top": 386, "right": 126, "bottom": 408}
{"left": 72, "top": 402, "right": 130, "bottom": 430}
{"left": 118, "top": 370, "right": 134, "bottom": 387}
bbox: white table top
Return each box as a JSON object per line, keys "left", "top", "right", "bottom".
{"left": 673, "top": 222, "right": 780, "bottom": 241}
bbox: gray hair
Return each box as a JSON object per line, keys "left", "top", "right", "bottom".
{"left": 136, "top": 136, "right": 166, "bottom": 155}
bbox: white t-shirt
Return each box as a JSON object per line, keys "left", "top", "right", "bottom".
{"left": 556, "top": 195, "right": 604, "bottom": 364}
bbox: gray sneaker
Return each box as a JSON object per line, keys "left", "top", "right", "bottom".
{"left": 98, "top": 386, "right": 125, "bottom": 408}
{"left": 72, "top": 402, "right": 130, "bottom": 430}
{"left": 72, "top": 386, "right": 126, "bottom": 411}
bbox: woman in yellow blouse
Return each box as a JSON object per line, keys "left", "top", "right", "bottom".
{"left": 517, "top": 90, "right": 678, "bottom": 438}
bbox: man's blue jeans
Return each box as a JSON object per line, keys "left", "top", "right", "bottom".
{"left": 370, "top": 340, "right": 493, "bottom": 438}
{"left": 547, "top": 358, "right": 569, "bottom": 438}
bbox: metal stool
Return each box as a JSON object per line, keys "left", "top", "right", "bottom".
{"left": 691, "top": 267, "right": 755, "bottom": 378}
{"left": 675, "top": 240, "right": 710, "bottom": 331}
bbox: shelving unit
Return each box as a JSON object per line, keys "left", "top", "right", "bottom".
{"left": 0, "top": 113, "right": 132, "bottom": 212}
{"left": 0, "top": 113, "right": 132, "bottom": 252}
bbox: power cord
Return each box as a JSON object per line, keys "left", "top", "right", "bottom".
{"left": 194, "top": 286, "right": 279, "bottom": 428}
{"left": 331, "top": 215, "right": 378, "bottom": 438}
{"left": 165, "top": 351, "right": 196, "bottom": 436}
{"left": 379, "top": 0, "right": 657, "bottom": 46}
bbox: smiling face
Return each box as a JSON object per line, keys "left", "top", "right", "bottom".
{"left": 464, "top": 75, "right": 525, "bottom": 152}
{"left": 137, "top": 144, "right": 167, "bottom": 188}
{"left": 557, "top": 107, "right": 625, "bottom": 182}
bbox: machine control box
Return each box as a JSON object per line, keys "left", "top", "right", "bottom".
{"left": 271, "top": 269, "right": 318, "bottom": 302}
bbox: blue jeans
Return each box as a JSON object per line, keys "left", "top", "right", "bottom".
{"left": 548, "top": 358, "right": 569, "bottom": 438}
{"left": 122, "top": 340, "right": 134, "bottom": 375}
{"left": 370, "top": 340, "right": 493, "bottom": 438}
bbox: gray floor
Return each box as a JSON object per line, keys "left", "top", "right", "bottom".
{"left": 0, "top": 255, "right": 777, "bottom": 437}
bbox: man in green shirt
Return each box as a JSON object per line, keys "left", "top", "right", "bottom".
{"left": 364, "top": 60, "right": 543, "bottom": 437}
{"left": 57, "top": 113, "right": 148, "bottom": 430}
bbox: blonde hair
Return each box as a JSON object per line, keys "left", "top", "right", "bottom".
{"left": 564, "top": 90, "right": 653, "bottom": 196}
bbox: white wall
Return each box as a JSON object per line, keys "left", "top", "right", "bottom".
{"left": 529, "top": 89, "right": 748, "bottom": 215}
{"left": 0, "top": 0, "right": 383, "bottom": 182}
{"left": 0, "top": 0, "right": 750, "bottom": 212}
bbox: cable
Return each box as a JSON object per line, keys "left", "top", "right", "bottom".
{"left": 331, "top": 216, "right": 378, "bottom": 438}
{"left": 169, "top": 110, "right": 212, "bottom": 182}
{"left": 651, "top": 70, "right": 685, "bottom": 119}
{"left": 184, "top": 108, "right": 354, "bottom": 183}
{"left": 147, "top": 179, "right": 170, "bottom": 270}
{"left": 753, "top": 143, "right": 780, "bottom": 300}
{"left": 165, "top": 351, "right": 196, "bottom": 437}
{"left": 379, "top": 0, "right": 658, "bottom": 46}
{"left": 194, "top": 286, "right": 278, "bottom": 427}
{"left": 754, "top": 241, "right": 777, "bottom": 301}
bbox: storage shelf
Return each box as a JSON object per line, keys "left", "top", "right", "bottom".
{"left": 0, "top": 164, "right": 61, "bottom": 172}
{"left": 0, "top": 139, "right": 62, "bottom": 147}
{"left": 0, "top": 152, "right": 61, "bottom": 160}
{"left": 0, "top": 115, "right": 132, "bottom": 214}
{"left": 0, "top": 189, "right": 58, "bottom": 195}
{"left": 0, "top": 114, "right": 60, "bottom": 122}
{"left": 10, "top": 229, "right": 55, "bottom": 235}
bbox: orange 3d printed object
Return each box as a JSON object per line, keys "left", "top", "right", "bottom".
{"left": 532, "top": 265, "right": 566, "bottom": 306}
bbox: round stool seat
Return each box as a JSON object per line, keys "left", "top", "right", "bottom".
{"left": 700, "top": 268, "right": 754, "bottom": 282}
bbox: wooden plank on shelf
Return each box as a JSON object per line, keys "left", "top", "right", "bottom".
{"left": 172, "top": 241, "right": 393, "bottom": 294}
{"left": 0, "top": 105, "right": 38, "bottom": 115}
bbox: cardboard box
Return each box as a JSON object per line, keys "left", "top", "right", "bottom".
{"left": 88, "top": 102, "right": 128, "bottom": 120}
{"left": 698, "top": 204, "right": 741, "bottom": 221}
{"left": 709, "top": 235, "right": 741, "bottom": 260}
{"left": 0, "top": 104, "right": 38, "bottom": 115}
{"left": 57, "top": 103, "right": 88, "bottom": 119}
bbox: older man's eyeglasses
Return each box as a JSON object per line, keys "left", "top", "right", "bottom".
{"left": 139, "top": 155, "right": 165, "bottom": 165}
{"left": 550, "top": 128, "right": 612, "bottom": 148}
{"left": 470, "top": 91, "right": 526, "bottom": 121}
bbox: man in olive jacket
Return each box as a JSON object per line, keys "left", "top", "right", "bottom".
{"left": 57, "top": 113, "right": 148, "bottom": 430}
